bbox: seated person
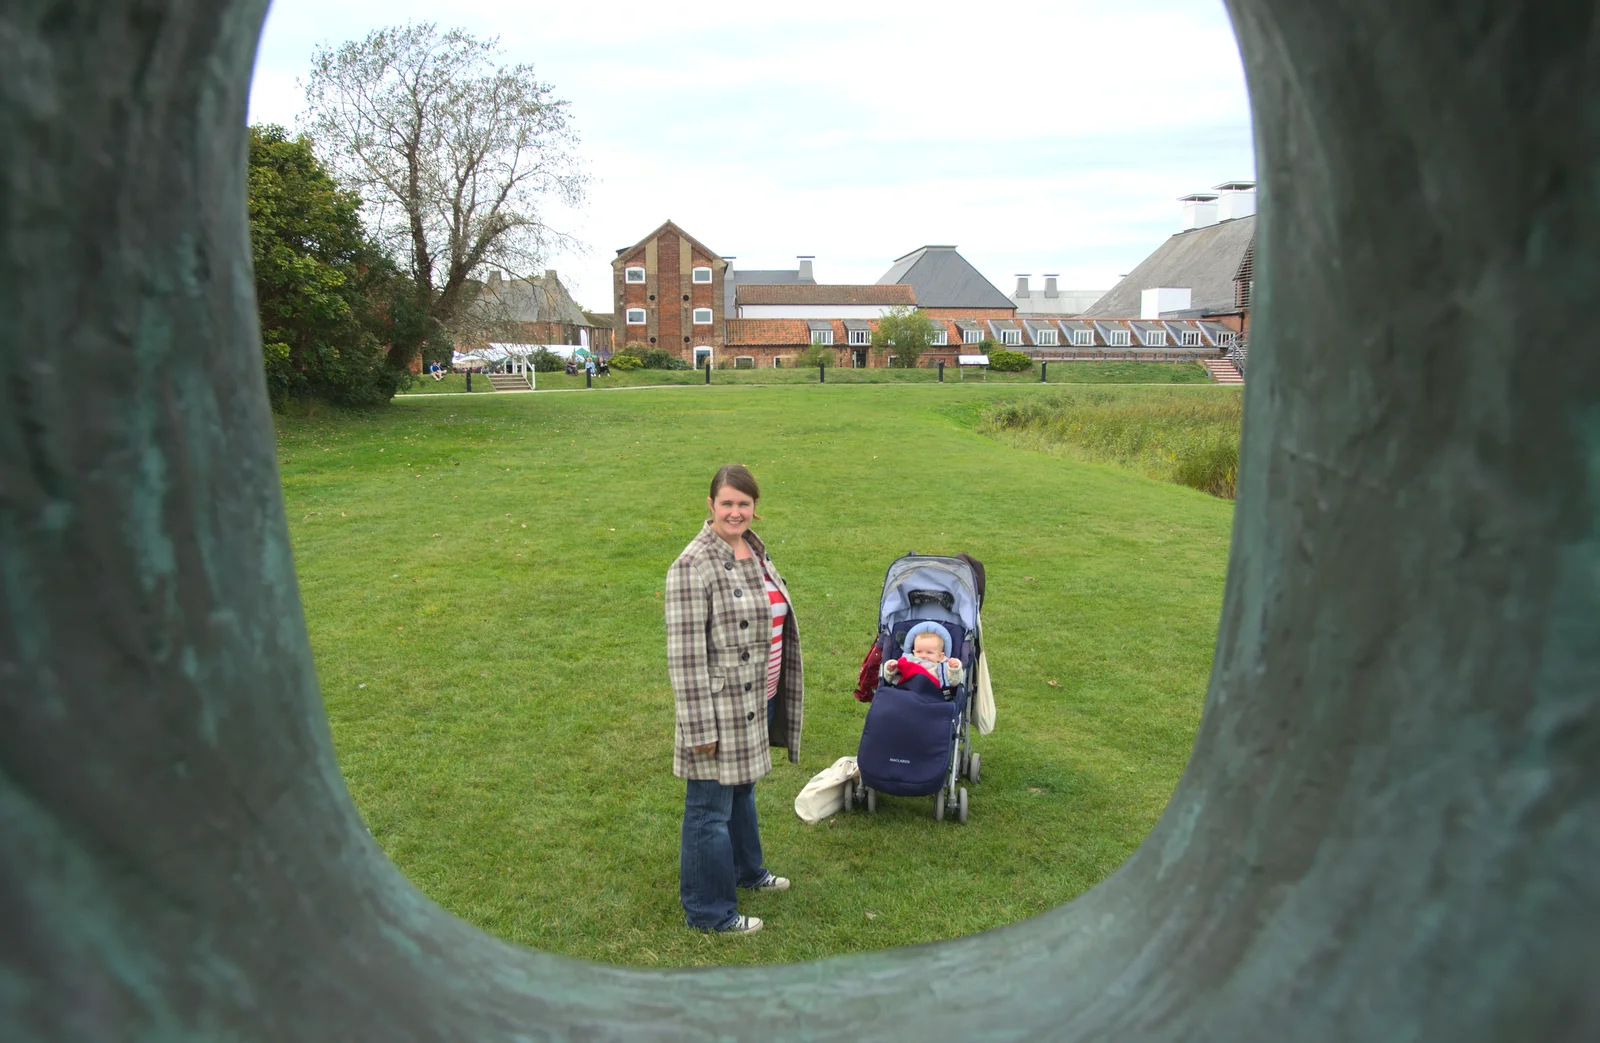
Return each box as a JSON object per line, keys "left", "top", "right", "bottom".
{"left": 883, "top": 628, "right": 964, "bottom": 690}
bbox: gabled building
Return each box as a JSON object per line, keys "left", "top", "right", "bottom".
{"left": 876, "top": 245, "right": 1016, "bottom": 318}
{"left": 612, "top": 220, "right": 729, "bottom": 368}
{"left": 461, "top": 269, "right": 608, "bottom": 352}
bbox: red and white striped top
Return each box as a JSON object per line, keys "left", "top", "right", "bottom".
{"left": 762, "top": 563, "right": 787, "bottom": 700}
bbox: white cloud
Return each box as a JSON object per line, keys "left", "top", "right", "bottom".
{"left": 250, "top": 0, "right": 1254, "bottom": 310}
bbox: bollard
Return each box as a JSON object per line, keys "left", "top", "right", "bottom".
{"left": 938, "top": 361, "right": 944, "bottom": 383}
{"left": 586, "top": 369, "right": 592, "bottom": 389}
{"left": 465, "top": 370, "right": 471, "bottom": 392}
{"left": 819, "top": 364, "right": 825, "bottom": 384}
{"left": 705, "top": 361, "right": 711, "bottom": 384}
{"left": 1041, "top": 362, "right": 1048, "bottom": 383}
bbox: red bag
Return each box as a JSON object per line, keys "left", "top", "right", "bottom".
{"left": 852, "top": 638, "right": 882, "bottom": 703}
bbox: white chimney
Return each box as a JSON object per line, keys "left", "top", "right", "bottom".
{"left": 1179, "top": 192, "right": 1219, "bottom": 230}
{"left": 1044, "top": 275, "right": 1059, "bottom": 299}
{"left": 1015, "top": 274, "right": 1031, "bottom": 298}
{"left": 1142, "top": 287, "right": 1192, "bottom": 319}
{"left": 1214, "top": 181, "right": 1257, "bottom": 221}
{"left": 797, "top": 256, "right": 815, "bottom": 282}
{"left": 487, "top": 270, "right": 503, "bottom": 288}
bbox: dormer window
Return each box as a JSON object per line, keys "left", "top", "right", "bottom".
{"left": 625, "top": 267, "right": 646, "bottom": 283}
{"left": 963, "top": 329, "right": 983, "bottom": 344}
{"left": 1034, "top": 328, "right": 1058, "bottom": 346}
{"left": 1001, "top": 329, "right": 1022, "bottom": 346}
{"left": 811, "top": 329, "right": 833, "bottom": 346}
{"left": 1073, "top": 330, "right": 1094, "bottom": 346}
{"left": 928, "top": 328, "right": 948, "bottom": 346}
{"left": 1216, "top": 331, "right": 1238, "bottom": 347}
{"left": 692, "top": 266, "right": 712, "bottom": 284}
{"left": 1108, "top": 330, "right": 1131, "bottom": 346}
{"left": 849, "top": 328, "right": 871, "bottom": 346}
{"left": 1181, "top": 331, "right": 1202, "bottom": 347}
{"left": 1145, "top": 331, "right": 1168, "bottom": 346}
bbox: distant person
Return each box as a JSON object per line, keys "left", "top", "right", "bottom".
{"left": 585, "top": 356, "right": 596, "bottom": 377}
{"left": 565, "top": 358, "right": 577, "bottom": 376}
{"left": 665, "top": 464, "right": 804, "bottom": 935}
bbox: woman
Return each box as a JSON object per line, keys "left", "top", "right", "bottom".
{"left": 665, "top": 464, "right": 804, "bottom": 934}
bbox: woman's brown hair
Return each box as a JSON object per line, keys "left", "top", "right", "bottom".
{"left": 708, "top": 464, "right": 762, "bottom": 519}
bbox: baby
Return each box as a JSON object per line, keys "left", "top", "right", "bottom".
{"left": 884, "top": 630, "right": 965, "bottom": 689}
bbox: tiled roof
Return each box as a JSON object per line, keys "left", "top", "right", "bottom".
{"left": 877, "top": 246, "right": 1014, "bottom": 309}
{"left": 1082, "top": 215, "right": 1256, "bottom": 317}
{"left": 727, "top": 319, "right": 816, "bottom": 346}
{"left": 736, "top": 283, "right": 915, "bottom": 306}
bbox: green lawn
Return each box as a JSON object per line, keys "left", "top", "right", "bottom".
{"left": 276, "top": 382, "right": 1233, "bottom": 967}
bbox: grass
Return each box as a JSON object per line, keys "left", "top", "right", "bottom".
{"left": 275, "top": 382, "right": 1233, "bottom": 967}
{"left": 979, "top": 386, "right": 1244, "bottom": 499}
{"left": 398, "top": 360, "right": 1212, "bottom": 395}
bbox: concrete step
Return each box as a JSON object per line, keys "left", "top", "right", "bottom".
{"left": 1201, "top": 359, "right": 1245, "bottom": 384}
{"left": 484, "top": 374, "right": 530, "bottom": 391}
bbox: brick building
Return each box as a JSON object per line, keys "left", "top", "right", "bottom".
{"left": 612, "top": 220, "right": 728, "bottom": 368}
{"left": 459, "top": 269, "right": 611, "bottom": 353}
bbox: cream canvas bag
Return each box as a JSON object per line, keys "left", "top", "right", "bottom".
{"left": 793, "top": 756, "right": 859, "bottom": 824}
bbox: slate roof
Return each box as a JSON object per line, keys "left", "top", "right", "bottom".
{"left": 474, "top": 272, "right": 589, "bottom": 326}
{"left": 876, "top": 245, "right": 1015, "bottom": 309}
{"left": 736, "top": 284, "right": 915, "bottom": 306}
{"left": 582, "top": 311, "right": 614, "bottom": 329}
{"left": 1081, "top": 215, "right": 1257, "bottom": 318}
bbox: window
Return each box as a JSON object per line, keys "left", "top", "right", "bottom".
{"left": 1002, "top": 329, "right": 1022, "bottom": 346}
{"left": 1181, "top": 331, "right": 1202, "bottom": 347}
{"left": 848, "top": 329, "right": 871, "bottom": 346}
{"left": 693, "top": 308, "right": 713, "bottom": 325}
{"left": 928, "top": 328, "right": 948, "bottom": 346}
{"left": 773, "top": 357, "right": 786, "bottom": 368}
{"left": 962, "top": 329, "right": 983, "bottom": 344}
{"left": 1145, "top": 331, "right": 1168, "bottom": 346}
{"left": 734, "top": 356, "right": 755, "bottom": 369}
{"left": 625, "top": 267, "right": 645, "bottom": 283}
{"left": 1073, "top": 330, "right": 1094, "bottom": 346}
{"left": 1217, "top": 331, "right": 1237, "bottom": 347}
{"left": 693, "top": 346, "right": 713, "bottom": 368}
{"left": 1107, "top": 330, "right": 1131, "bottom": 346}
{"left": 811, "top": 329, "right": 833, "bottom": 345}
{"left": 1034, "top": 328, "right": 1058, "bottom": 346}
{"left": 625, "top": 308, "right": 646, "bottom": 325}
{"left": 692, "top": 266, "right": 712, "bottom": 284}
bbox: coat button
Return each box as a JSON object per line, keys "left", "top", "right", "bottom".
{"left": 741, "top": 651, "right": 750, "bottom": 661}
{"left": 746, "top": 711, "right": 755, "bottom": 721}
{"left": 724, "top": 561, "right": 734, "bottom": 570}
{"left": 744, "top": 683, "right": 752, "bottom": 692}
{"left": 733, "top": 589, "right": 743, "bottom": 597}
{"left": 739, "top": 620, "right": 748, "bottom": 629}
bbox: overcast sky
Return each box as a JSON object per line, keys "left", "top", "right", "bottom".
{"left": 247, "top": 0, "right": 1256, "bottom": 313}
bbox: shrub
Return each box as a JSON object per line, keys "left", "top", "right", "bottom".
{"left": 609, "top": 352, "right": 643, "bottom": 371}
{"left": 639, "top": 347, "right": 690, "bottom": 370}
{"left": 987, "top": 348, "right": 1033, "bottom": 372}
{"left": 529, "top": 347, "right": 564, "bottom": 372}
{"left": 794, "top": 344, "right": 835, "bottom": 368}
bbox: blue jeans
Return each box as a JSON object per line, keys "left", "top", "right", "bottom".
{"left": 679, "top": 700, "right": 777, "bottom": 931}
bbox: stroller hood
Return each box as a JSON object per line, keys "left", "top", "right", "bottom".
{"left": 879, "top": 555, "right": 982, "bottom": 630}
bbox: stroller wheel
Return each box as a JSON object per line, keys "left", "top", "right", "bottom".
{"left": 934, "top": 789, "right": 946, "bottom": 821}
{"left": 969, "top": 751, "right": 981, "bottom": 784}
{"left": 866, "top": 787, "right": 877, "bottom": 814}
{"left": 844, "top": 781, "right": 855, "bottom": 813}
{"left": 957, "top": 787, "right": 969, "bottom": 825}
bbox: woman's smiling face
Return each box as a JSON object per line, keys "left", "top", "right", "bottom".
{"left": 707, "top": 484, "right": 755, "bottom": 544}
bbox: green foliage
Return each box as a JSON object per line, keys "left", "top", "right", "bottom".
{"left": 872, "top": 306, "right": 937, "bottom": 367}
{"left": 979, "top": 387, "right": 1243, "bottom": 498}
{"left": 529, "top": 347, "right": 564, "bottom": 372}
{"left": 608, "top": 352, "right": 644, "bottom": 371}
{"left": 986, "top": 348, "right": 1033, "bottom": 372}
{"left": 249, "top": 124, "right": 418, "bottom": 408}
{"left": 793, "top": 344, "right": 835, "bottom": 368}
{"left": 639, "top": 347, "right": 691, "bottom": 370}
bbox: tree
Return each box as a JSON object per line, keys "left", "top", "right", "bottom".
{"left": 301, "top": 23, "right": 587, "bottom": 372}
{"left": 248, "top": 124, "right": 412, "bottom": 407}
{"left": 872, "top": 306, "right": 938, "bottom": 367}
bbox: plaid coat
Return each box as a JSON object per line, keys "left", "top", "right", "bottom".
{"left": 666, "top": 523, "right": 804, "bottom": 785}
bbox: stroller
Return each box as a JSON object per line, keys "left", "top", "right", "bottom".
{"left": 845, "top": 554, "right": 985, "bottom": 823}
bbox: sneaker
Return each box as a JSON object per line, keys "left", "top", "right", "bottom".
{"left": 748, "top": 871, "right": 790, "bottom": 892}
{"left": 718, "top": 915, "right": 763, "bottom": 935}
